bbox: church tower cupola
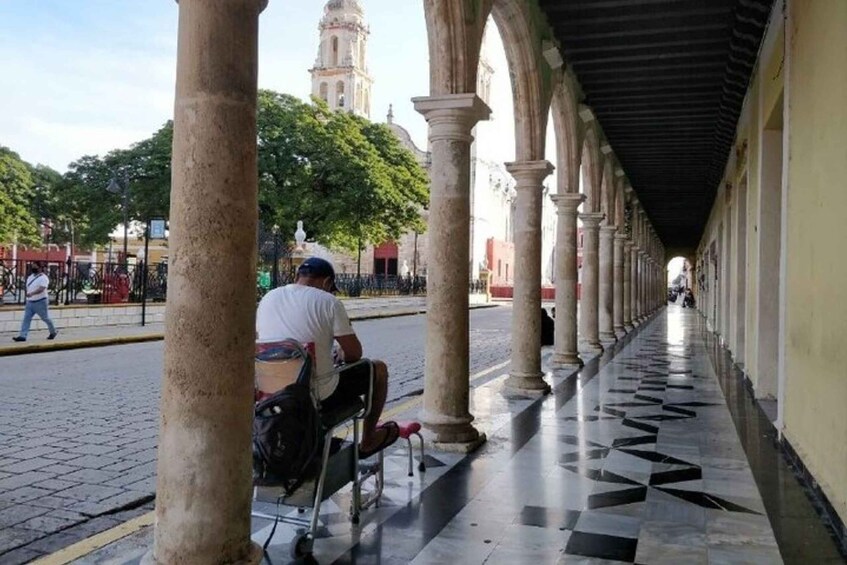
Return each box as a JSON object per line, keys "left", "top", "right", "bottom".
{"left": 310, "top": 0, "right": 373, "bottom": 119}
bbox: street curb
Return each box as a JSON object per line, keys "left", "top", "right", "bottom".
{"left": 0, "top": 333, "right": 164, "bottom": 357}
{"left": 0, "top": 304, "right": 500, "bottom": 356}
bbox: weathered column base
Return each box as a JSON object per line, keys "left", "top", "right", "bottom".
{"left": 421, "top": 411, "right": 485, "bottom": 453}
{"left": 580, "top": 341, "right": 604, "bottom": 355}
{"left": 614, "top": 326, "right": 627, "bottom": 339}
{"left": 624, "top": 322, "right": 634, "bottom": 332}
{"left": 599, "top": 331, "right": 617, "bottom": 345}
{"left": 432, "top": 433, "right": 488, "bottom": 454}
{"left": 143, "top": 544, "right": 264, "bottom": 565}
{"left": 551, "top": 352, "right": 584, "bottom": 369}
{"left": 503, "top": 373, "right": 552, "bottom": 397}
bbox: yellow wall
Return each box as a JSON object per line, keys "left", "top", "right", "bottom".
{"left": 783, "top": 0, "right": 847, "bottom": 523}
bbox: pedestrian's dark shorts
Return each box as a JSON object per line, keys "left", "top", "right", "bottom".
{"left": 321, "top": 359, "right": 373, "bottom": 411}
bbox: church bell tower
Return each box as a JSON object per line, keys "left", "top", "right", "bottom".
{"left": 310, "top": 0, "right": 373, "bottom": 119}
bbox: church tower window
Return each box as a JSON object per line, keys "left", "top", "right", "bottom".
{"left": 331, "top": 36, "right": 339, "bottom": 67}
{"left": 337, "top": 81, "right": 345, "bottom": 108}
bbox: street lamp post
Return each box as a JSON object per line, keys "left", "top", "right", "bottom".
{"left": 106, "top": 173, "right": 130, "bottom": 271}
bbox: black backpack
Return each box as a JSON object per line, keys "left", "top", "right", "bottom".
{"left": 252, "top": 342, "right": 322, "bottom": 495}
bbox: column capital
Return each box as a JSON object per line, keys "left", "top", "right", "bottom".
{"left": 551, "top": 192, "right": 585, "bottom": 214}
{"left": 578, "top": 212, "right": 605, "bottom": 228}
{"left": 505, "top": 160, "right": 555, "bottom": 187}
{"left": 599, "top": 225, "right": 618, "bottom": 235}
{"left": 614, "top": 233, "right": 629, "bottom": 243}
{"left": 413, "top": 94, "right": 491, "bottom": 143}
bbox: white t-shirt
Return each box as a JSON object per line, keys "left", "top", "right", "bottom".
{"left": 26, "top": 273, "right": 49, "bottom": 302}
{"left": 256, "top": 284, "right": 355, "bottom": 399}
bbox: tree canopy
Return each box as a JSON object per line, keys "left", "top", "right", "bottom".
{"left": 0, "top": 146, "right": 62, "bottom": 246}
{"left": 6, "top": 91, "right": 429, "bottom": 255}
{"left": 257, "top": 91, "right": 428, "bottom": 252}
{"left": 54, "top": 122, "right": 173, "bottom": 247}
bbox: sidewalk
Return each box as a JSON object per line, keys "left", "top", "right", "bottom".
{"left": 0, "top": 296, "right": 494, "bottom": 355}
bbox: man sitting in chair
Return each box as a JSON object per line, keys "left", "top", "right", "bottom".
{"left": 256, "top": 257, "right": 399, "bottom": 458}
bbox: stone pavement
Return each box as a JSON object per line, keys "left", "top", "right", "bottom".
{"left": 0, "top": 296, "right": 491, "bottom": 354}
{"left": 0, "top": 305, "right": 516, "bottom": 562}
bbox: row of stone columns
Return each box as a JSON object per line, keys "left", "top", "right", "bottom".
{"left": 147, "top": 2, "right": 674, "bottom": 561}
{"left": 550, "top": 198, "right": 666, "bottom": 372}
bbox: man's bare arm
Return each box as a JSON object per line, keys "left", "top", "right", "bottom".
{"left": 335, "top": 334, "right": 363, "bottom": 363}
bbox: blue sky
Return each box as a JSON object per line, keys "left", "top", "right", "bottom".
{"left": 0, "top": 1, "right": 523, "bottom": 172}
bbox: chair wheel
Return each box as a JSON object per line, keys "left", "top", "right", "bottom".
{"left": 351, "top": 513, "right": 360, "bottom": 525}
{"left": 289, "top": 532, "right": 313, "bottom": 559}
{"left": 418, "top": 461, "right": 426, "bottom": 472}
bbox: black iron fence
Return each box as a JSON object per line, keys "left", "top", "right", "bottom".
{"left": 0, "top": 258, "right": 168, "bottom": 306}
{"left": 2, "top": 257, "right": 487, "bottom": 306}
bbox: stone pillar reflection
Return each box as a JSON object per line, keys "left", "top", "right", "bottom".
{"left": 413, "top": 94, "right": 490, "bottom": 449}
{"left": 623, "top": 241, "right": 633, "bottom": 331}
{"left": 613, "top": 233, "right": 626, "bottom": 337}
{"left": 630, "top": 245, "right": 640, "bottom": 326}
{"left": 598, "top": 225, "right": 616, "bottom": 344}
{"left": 578, "top": 213, "right": 605, "bottom": 352}
{"left": 150, "top": 1, "right": 266, "bottom": 563}
{"left": 551, "top": 193, "right": 585, "bottom": 368}
{"left": 505, "top": 160, "right": 554, "bottom": 395}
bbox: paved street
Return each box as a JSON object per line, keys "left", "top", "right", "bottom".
{"left": 0, "top": 305, "right": 513, "bottom": 560}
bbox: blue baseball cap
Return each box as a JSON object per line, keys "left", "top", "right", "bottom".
{"left": 297, "top": 257, "right": 339, "bottom": 292}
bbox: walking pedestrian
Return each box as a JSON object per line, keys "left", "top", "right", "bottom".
{"left": 13, "top": 263, "right": 58, "bottom": 342}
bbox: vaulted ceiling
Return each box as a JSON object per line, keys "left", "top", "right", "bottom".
{"left": 538, "top": 0, "right": 775, "bottom": 248}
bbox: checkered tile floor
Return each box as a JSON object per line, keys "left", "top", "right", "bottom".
{"left": 254, "top": 309, "right": 783, "bottom": 564}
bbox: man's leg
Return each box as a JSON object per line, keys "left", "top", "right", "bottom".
{"left": 34, "top": 300, "right": 57, "bottom": 336}
{"left": 17, "top": 302, "right": 36, "bottom": 339}
{"left": 361, "top": 360, "right": 388, "bottom": 451}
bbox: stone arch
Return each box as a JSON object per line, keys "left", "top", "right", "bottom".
{"left": 580, "top": 125, "right": 602, "bottom": 213}
{"left": 550, "top": 73, "right": 581, "bottom": 194}
{"left": 423, "top": 0, "right": 493, "bottom": 96}
{"left": 490, "top": 0, "right": 551, "bottom": 161}
{"left": 599, "top": 159, "right": 614, "bottom": 224}
{"left": 614, "top": 179, "right": 626, "bottom": 230}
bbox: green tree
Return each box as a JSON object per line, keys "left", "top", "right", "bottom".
{"left": 257, "top": 90, "right": 429, "bottom": 254}
{"left": 0, "top": 146, "right": 41, "bottom": 245}
{"left": 56, "top": 122, "right": 173, "bottom": 246}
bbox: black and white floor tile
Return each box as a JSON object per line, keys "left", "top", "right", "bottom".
{"left": 246, "top": 310, "right": 784, "bottom": 564}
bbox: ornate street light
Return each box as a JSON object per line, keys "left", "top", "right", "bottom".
{"left": 106, "top": 173, "right": 130, "bottom": 270}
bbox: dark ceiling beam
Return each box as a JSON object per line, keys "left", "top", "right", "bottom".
{"left": 544, "top": 6, "right": 733, "bottom": 24}
{"left": 551, "top": 22, "right": 729, "bottom": 42}
{"left": 563, "top": 36, "right": 727, "bottom": 57}
{"left": 573, "top": 61, "right": 726, "bottom": 77}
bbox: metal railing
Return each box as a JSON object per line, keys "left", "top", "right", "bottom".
{"left": 2, "top": 258, "right": 487, "bottom": 306}
{"left": 0, "top": 258, "right": 168, "bottom": 306}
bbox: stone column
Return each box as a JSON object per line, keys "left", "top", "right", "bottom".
{"left": 638, "top": 251, "right": 649, "bottom": 322}
{"left": 505, "top": 160, "right": 554, "bottom": 395}
{"left": 150, "top": 1, "right": 266, "bottom": 563}
{"left": 578, "top": 213, "right": 605, "bottom": 352}
{"left": 551, "top": 193, "right": 585, "bottom": 368}
{"left": 623, "top": 241, "right": 633, "bottom": 331}
{"left": 598, "top": 225, "right": 617, "bottom": 344}
{"left": 413, "top": 94, "right": 490, "bottom": 450}
{"left": 613, "top": 233, "right": 626, "bottom": 337}
{"left": 630, "top": 245, "right": 640, "bottom": 326}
